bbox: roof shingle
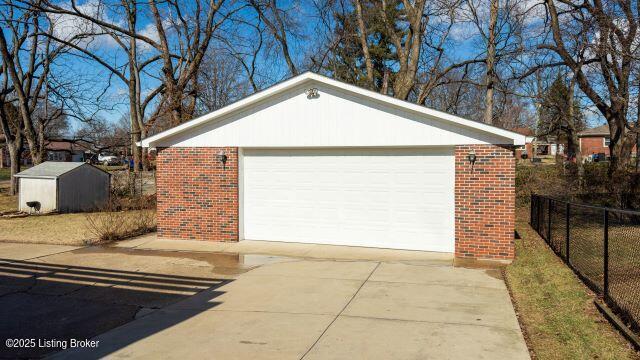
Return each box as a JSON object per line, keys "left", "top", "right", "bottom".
{"left": 579, "top": 124, "right": 609, "bottom": 137}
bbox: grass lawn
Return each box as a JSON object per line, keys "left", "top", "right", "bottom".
{"left": 0, "top": 180, "right": 16, "bottom": 212}
{"left": 0, "top": 168, "right": 10, "bottom": 181}
{"left": 0, "top": 213, "right": 94, "bottom": 245}
{"left": 506, "top": 208, "right": 638, "bottom": 359}
{"left": 0, "top": 179, "right": 155, "bottom": 246}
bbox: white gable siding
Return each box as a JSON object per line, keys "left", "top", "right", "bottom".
{"left": 153, "top": 83, "right": 513, "bottom": 148}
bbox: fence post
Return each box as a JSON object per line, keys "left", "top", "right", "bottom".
{"left": 547, "top": 198, "right": 552, "bottom": 242}
{"left": 531, "top": 196, "right": 534, "bottom": 225}
{"left": 603, "top": 209, "right": 609, "bottom": 300}
{"left": 565, "top": 202, "right": 570, "bottom": 263}
{"left": 538, "top": 197, "right": 543, "bottom": 233}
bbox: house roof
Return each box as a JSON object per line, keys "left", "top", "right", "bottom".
{"left": 510, "top": 127, "right": 535, "bottom": 136}
{"left": 15, "top": 161, "right": 88, "bottom": 179}
{"left": 579, "top": 124, "right": 609, "bottom": 137}
{"left": 46, "top": 141, "right": 94, "bottom": 152}
{"left": 140, "top": 72, "right": 526, "bottom": 147}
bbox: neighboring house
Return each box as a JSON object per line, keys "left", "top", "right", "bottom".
{"left": 46, "top": 141, "right": 92, "bottom": 162}
{"left": 578, "top": 124, "right": 640, "bottom": 161}
{"left": 509, "top": 128, "right": 567, "bottom": 160}
{"left": 511, "top": 127, "right": 535, "bottom": 159}
{"left": 578, "top": 124, "right": 613, "bottom": 160}
{"left": 140, "top": 72, "right": 525, "bottom": 260}
{"left": 0, "top": 134, "right": 33, "bottom": 167}
{"left": 15, "top": 162, "right": 110, "bottom": 213}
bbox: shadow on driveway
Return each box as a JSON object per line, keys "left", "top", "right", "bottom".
{"left": 0, "top": 259, "right": 229, "bottom": 358}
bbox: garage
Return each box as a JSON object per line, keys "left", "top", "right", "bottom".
{"left": 242, "top": 148, "right": 454, "bottom": 251}
{"left": 142, "top": 72, "right": 525, "bottom": 259}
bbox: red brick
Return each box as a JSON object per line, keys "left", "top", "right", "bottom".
{"left": 156, "top": 147, "right": 238, "bottom": 241}
{"left": 455, "top": 144, "right": 515, "bottom": 260}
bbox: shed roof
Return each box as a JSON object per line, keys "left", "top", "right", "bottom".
{"left": 15, "top": 162, "right": 96, "bottom": 179}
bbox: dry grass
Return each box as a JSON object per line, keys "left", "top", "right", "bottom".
{"left": 86, "top": 208, "right": 156, "bottom": 242}
{"left": 0, "top": 168, "right": 10, "bottom": 181}
{"left": 0, "top": 179, "right": 156, "bottom": 246}
{"left": 0, "top": 193, "right": 16, "bottom": 213}
{"left": 0, "top": 213, "right": 93, "bottom": 245}
{"left": 0, "top": 209, "right": 156, "bottom": 246}
{"left": 506, "top": 208, "right": 639, "bottom": 360}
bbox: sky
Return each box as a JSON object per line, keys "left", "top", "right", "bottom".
{"left": 8, "top": 0, "right": 609, "bottom": 134}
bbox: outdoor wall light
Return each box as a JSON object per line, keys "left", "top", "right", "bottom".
{"left": 467, "top": 150, "right": 477, "bottom": 165}
{"left": 305, "top": 88, "right": 319, "bottom": 99}
{"left": 217, "top": 151, "right": 228, "bottom": 170}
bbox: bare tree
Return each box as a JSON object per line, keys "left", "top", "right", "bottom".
{"left": 43, "top": 0, "right": 164, "bottom": 171}
{"left": 0, "top": 99, "right": 22, "bottom": 195}
{"left": 218, "top": 16, "right": 266, "bottom": 92}
{"left": 542, "top": 0, "right": 639, "bottom": 176}
{"left": 0, "top": 2, "right": 86, "bottom": 168}
{"left": 195, "top": 51, "right": 250, "bottom": 114}
{"left": 33, "top": 0, "right": 233, "bottom": 171}
{"left": 353, "top": 0, "right": 374, "bottom": 88}
{"left": 146, "top": 0, "right": 228, "bottom": 128}
{"left": 36, "top": 0, "right": 230, "bottom": 129}
{"left": 378, "top": 0, "right": 427, "bottom": 99}
{"left": 484, "top": 0, "right": 498, "bottom": 124}
{"left": 248, "top": 0, "right": 299, "bottom": 76}
{"left": 0, "top": 5, "right": 48, "bottom": 165}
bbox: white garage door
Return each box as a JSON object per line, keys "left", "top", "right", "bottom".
{"left": 242, "top": 148, "right": 455, "bottom": 252}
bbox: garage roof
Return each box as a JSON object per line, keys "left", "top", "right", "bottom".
{"left": 14, "top": 162, "right": 102, "bottom": 179}
{"left": 140, "top": 72, "right": 526, "bottom": 147}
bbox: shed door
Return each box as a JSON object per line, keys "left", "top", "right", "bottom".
{"left": 242, "top": 148, "right": 455, "bottom": 252}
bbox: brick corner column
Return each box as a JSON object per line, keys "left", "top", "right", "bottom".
{"left": 454, "top": 144, "right": 515, "bottom": 260}
{"left": 156, "top": 147, "right": 239, "bottom": 241}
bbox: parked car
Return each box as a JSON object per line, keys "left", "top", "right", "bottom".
{"left": 98, "top": 153, "right": 120, "bottom": 166}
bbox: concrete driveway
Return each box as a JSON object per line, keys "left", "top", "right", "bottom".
{"left": 0, "top": 238, "right": 529, "bottom": 359}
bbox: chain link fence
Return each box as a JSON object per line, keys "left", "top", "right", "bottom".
{"left": 531, "top": 194, "right": 640, "bottom": 334}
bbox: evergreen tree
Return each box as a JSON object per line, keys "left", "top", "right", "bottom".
{"left": 538, "top": 74, "right": 585, "bottom": 160}
{"left": 326, "top": 0, "right": 399, "bottom": 92}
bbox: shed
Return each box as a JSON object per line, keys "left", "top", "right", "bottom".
{"left": 140, "top": 72, "right": 525, "bottom": 260}
{"left": 15, "top": 162, "right": 110, "bottom": 213}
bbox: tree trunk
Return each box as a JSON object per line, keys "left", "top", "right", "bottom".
{"left": 35, "top": 121, "right": 45, "bottom": 165}
{"left": 353, "top": 0, "right": 374, "bottom": 89}
{"left": 140, "top": 127, "right": 150, "bottom": 171}
{"left": 567, "top": 76, "right": 581, "bottom": 163}
{"left": 7, "top": 143, "right": 21, "bottom": 196}
{"left": 131, "top": 116, "right": 142, "bottom": 174}
{"left": 608, "top": 119, "right": 635, "bottom": 179}
{"left": 381, "top": 69, "right": 389, "bottom": 95}
{"left": 484, "top": 0, "right": 499, "bottom": 125}
{"left": 636, "top": 132, "right": 640, "bottom": 172}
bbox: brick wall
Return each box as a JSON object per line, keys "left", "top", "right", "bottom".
{"left": 156, "top": 147, "right": 239, "bottom": 241}
{"left": 455, "top": 145, "right": 515, "bottom": 260}
{"left": 579, "top": 137, "right": 610, "bottom": 158}
{"left": 156, "top": 145, "right": 516, "bottom": 260}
